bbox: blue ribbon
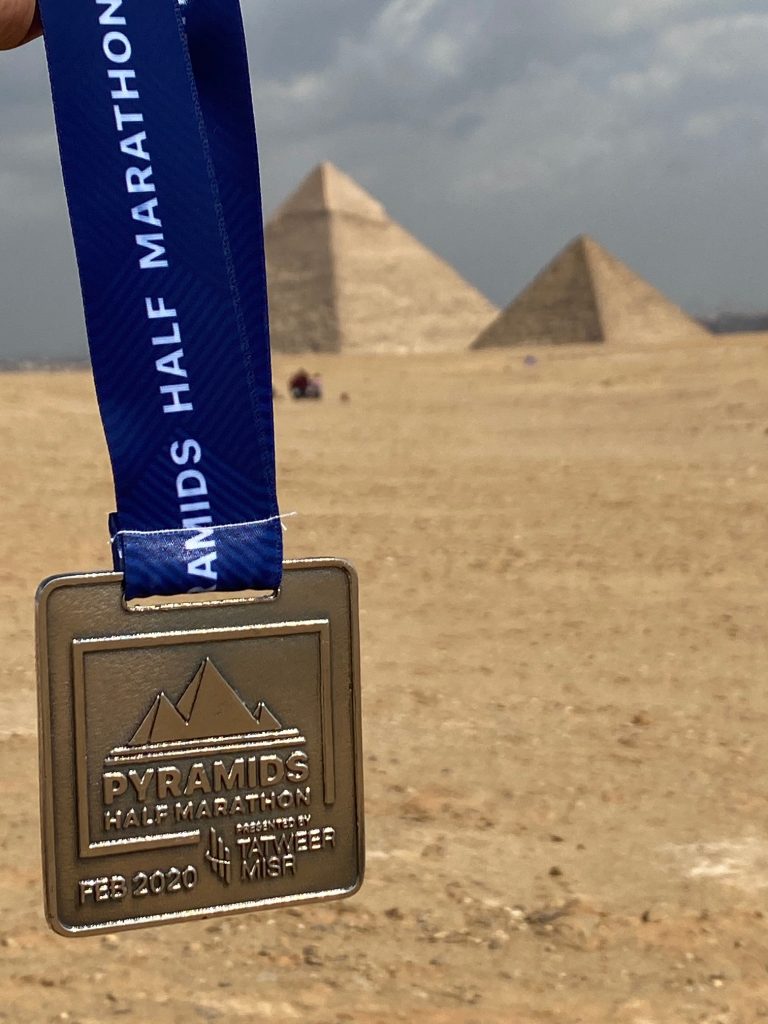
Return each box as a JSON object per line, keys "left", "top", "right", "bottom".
{"left": 38, "top": 0, "right": 282, "bottom": 599}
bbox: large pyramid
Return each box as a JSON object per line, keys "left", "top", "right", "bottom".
{"left": 265, "top": 162, "right": 498, "bottom": 354}
{"left": 472, "top": 235, "right": 709, "bottom": 349}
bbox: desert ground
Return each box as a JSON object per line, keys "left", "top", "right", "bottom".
{"left": 2, "top": 337, "right": 768, "bottom": 1023}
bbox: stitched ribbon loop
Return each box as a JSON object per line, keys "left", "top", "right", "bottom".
{"left": 39, "top": 0, "right": 281, "bottom": 599}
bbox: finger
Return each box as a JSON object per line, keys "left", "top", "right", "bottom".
{"left": 0, "top": 0, "right": 40, "bottom": 49}
{"left": 20, "top": 7, "right": 41, "bottom": 44}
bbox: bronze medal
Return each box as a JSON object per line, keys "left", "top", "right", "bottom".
{"left": 36, "top": 560, "right": 364, "bottom": 935}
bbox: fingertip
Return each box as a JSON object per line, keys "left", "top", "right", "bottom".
{"left": 21, "top": 8, "right": 42, "bottom": 45}
{"left": 0, "top": 0, "right": 40, "bottom": 49}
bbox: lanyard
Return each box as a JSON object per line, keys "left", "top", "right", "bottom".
{"left": 38, "top": 0, "right": 281, "bottom": 600}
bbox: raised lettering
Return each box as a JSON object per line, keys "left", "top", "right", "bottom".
{"left": 103, "top": 772, "right": 128, "bottom": 805}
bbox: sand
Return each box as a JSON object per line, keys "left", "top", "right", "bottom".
{"left": 1, "top": 336, "right": 768, "bottom": 1022}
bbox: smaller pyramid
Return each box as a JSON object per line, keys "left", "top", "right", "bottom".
{"left": 131, "top": 694, "right": 188, "bottom": 745}
{"left": 472, "top": 235, "right": 709, "bottom": 349}
{"left": 253, "top": 702, "right": 282, "bottom": 731}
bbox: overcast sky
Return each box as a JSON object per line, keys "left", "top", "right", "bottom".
{"left": 1, "top": 0, "right": 767, "bottom": 360}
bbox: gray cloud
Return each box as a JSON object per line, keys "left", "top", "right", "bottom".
{"left": 0, "top": 0, "right": 766, "bottom": 359}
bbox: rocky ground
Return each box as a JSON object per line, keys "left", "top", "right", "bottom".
{"left": 1, "top": 339, "right": 768, "bottom": 1022}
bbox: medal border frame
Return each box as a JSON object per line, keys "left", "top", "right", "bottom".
{"left": 36, "top": 558, "right": 364, "bottom": 936}
{"left": 73, "top": 618, "right": 335, "bottom": 859}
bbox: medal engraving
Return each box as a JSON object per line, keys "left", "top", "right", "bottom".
{"left": 36, "top": 560, "right": 364, "bottom": 935}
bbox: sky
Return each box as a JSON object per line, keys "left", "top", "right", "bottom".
{"left": 1, "top": 0, "right": 767, "bottom": 360}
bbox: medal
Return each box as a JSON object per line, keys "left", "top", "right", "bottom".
{"left": 37, "top": 562, "right": 363, "bottom": 935}
{"left": 34, "top": 0, "right": 364, "bottom": 934}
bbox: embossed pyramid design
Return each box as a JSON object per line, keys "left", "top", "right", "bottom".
{"left": 472, "top": 235, "right": 710, "bottom": 348}
{"left": 265, "top": 162, "right": 498, "bottom": 354}
{"left": 129, "top": 658, "right": 282, "bottom": 746}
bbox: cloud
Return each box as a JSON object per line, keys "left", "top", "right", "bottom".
{"left": 0, "top": 1, "right": 766, "bottom": 360}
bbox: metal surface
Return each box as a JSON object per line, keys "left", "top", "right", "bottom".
{"left": 36, "top": 560, "right": 364, "bottom": 936}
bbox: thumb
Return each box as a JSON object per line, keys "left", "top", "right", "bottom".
{"left": 0, "top": 0, "right": 41, "bottom": 50}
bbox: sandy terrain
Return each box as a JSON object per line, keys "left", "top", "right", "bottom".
{"left": 2, "top": 337, "right": 768, "bottom": 1023}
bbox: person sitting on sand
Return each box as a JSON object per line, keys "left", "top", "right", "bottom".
{"left": 289, "top": 368, "right": 310, "bottom": 399}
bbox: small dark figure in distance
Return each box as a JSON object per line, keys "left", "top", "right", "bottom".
{"left": 289, "top": 368, "right": 310, "bottom": 399}
{"left": 290, "top": 368, "right": 323, "bottom": 400}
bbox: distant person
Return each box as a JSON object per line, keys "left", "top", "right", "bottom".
{"left": 289, "top": 368, "right": 323, "bottom": 400}
{"left": 289, "top": 368, "right": 310, "bottom": 399}
{"left": 0, "top": 0, "right": 40, "bottom": 49}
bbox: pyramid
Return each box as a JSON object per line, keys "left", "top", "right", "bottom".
{"left": 131, "top": 694, "right": 188, "bottom": 745}
{"left": 253, "top": 702, "right": 282, "bottom": 731}
{"left": 175, "top": 659, "right": 259, "bottom": 739}
{"left": 472, "top": 235, "right": 710, "bottom": 349}
{"left": 129, "top": 658, "right": 282, "bottom": 746}
{"left": 265, "top": 162, "right": 498, "bottom": 354}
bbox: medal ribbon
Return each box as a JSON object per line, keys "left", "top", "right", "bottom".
{"left": 38, "top": 0, "right": 282, "bottom": 599}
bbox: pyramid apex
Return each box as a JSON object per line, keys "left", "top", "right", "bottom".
{"left": 580, "top": 234, "right": 613, "bottom": 255}
{"left": 559, "top": 233, "right": 598, "bottom": 255}
{"left": 551, "top": 234, "right": 633, "bottom": 271}
{"left": 270, "top": 162, "right": 387, "bottom": 224}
